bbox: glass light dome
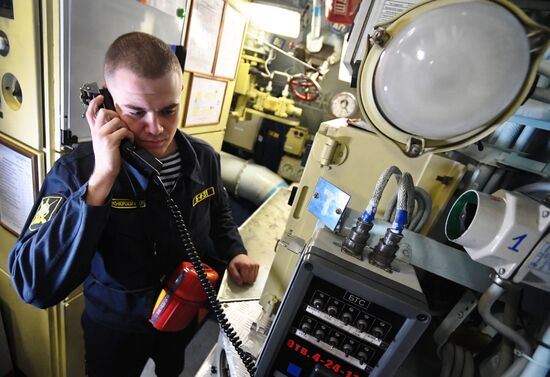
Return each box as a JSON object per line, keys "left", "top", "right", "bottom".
{"left": 357, "top": 0, "right": 549, "bottom": 155}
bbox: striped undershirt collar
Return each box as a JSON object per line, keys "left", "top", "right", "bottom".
{"left": 159, "top": 151, "right": 182, "bottom": 192}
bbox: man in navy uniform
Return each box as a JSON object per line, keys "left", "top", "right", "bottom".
{"left": 9, "top": 32, "right": 259, "bottom": 377}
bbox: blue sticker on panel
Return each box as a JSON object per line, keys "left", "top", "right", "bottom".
{"left": 307, "top": 177, "right": 351, "bottom": 231}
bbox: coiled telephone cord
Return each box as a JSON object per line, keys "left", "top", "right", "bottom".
{"left": 156, "top": 177, "right": 256, "bottom": 376}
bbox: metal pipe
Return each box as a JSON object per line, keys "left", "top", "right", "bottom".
{"left": 492, "top": 122, "right": 524, "bottom": 149}
{"left": 482, "top": 169, "right": 506, "bottom": 194}
{"left": 478, "top": 283, "right": 531, "bottom": 377}
{"left": 520, "top": 322, "right": 550, "bottom": 377}
{"left": 514, "top": 99, "right": 550, "bottom": 122}
{"left": 538, "top": 60, "right": 550, "bottom": 78}
{"left": 516, "top": 182, "right": 550, "bottom": 194}
{"left": 532, "top": 88, "right": 550, "bottom": 104}
{"left": 497, "top": 290, "right": 521, "bottom": 376}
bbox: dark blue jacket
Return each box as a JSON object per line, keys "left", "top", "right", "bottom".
{"left": 9, "top": 131, "right": 245, "bottom": 332}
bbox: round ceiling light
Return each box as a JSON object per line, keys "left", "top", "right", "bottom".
{"left": 357, "top": 0, "right": 550, "bottom": 156}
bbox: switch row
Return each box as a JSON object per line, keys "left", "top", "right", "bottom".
{"left": 297, "top": 316, "right": 376, "bottom": 365}
{"left": 310, "top": 291, "right": 391, "bottom": 339}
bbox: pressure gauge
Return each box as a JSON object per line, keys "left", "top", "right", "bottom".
{"left": 330, "top": 92, "right": 358, "bottom": 118}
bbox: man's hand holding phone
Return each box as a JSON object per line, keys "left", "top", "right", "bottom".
{"left": 85, "top": 94, "right": 134, "bottom": 206}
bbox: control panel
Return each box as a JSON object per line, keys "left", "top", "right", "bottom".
{"left": 276, "top": 277, "right": 406, "bottom": 376}
{"left": 256, "top": 228, "right": 430, "bottom": 377}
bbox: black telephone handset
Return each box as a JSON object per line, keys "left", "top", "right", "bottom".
{"left": 80, "top": 82, "right": 163, "bottom": 176}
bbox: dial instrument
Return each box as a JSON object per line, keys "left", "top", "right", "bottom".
{"left": 330, "top": 92, "right": 358, "bottom": 118}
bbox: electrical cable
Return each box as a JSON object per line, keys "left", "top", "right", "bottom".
{"left": 409, "top": 192, "right": 426, "bottom": 231}
{"left": 382, "top": 192, "right": 398, "bottom": 223}
{"left": 450, "top": 343, "right": 465, "bottom": 377}
{"left": 441, "top": 343, "right": 474, "bottom": 377}
{"left": 408, "top": 193, "right": 425, "bottom": 231}
{"left": 478, "top": 283, "right": 531, "bottom": 377}
{"left": 389, "top": 172, "right": 414, "bottom": 232}
{"left": 154, "top": 176, "right": 256, "bottom": 376}
{"left": 440, "top": 342, "right": 454, "bottom": 377}
{"left": 397, "top": 173, "right": 415, "bottom": 215}
{"left": 413, "top": 187, "right": 432, "bottom": 232}
{"left": 462, "top": 350, "right": 474, "bottom": 377}
{"left": 412, "top": 186, "right": 432, "bottom": 233}
{"left": 343, "top": 166, "right": 404, "bottom": 258}
{"left": 382, "top": 190, "right": 419, "bottom": 228}
{"left": 383, "top": 186, "right": 432, "bottom": 232}
{"left": 364, "top": 166, "right": 403, "bottom": 222}
{"left": 262, "top": 49, "right": 276, "bottom": 78}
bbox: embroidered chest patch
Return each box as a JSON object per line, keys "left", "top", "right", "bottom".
{"left": 29, "top": 196, "right": 64, "bottom": 232}
{"left": 111, "top": 199, "right": 147, "bottom": 209}
{"left": 192, "top": 187, "right": 215, "bottom": 207}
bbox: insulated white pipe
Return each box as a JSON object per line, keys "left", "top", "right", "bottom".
{"left": 220, "top": 152, "right": 246, "bottom": 195}
{"left": 520, "top": 323, "right": 550, "bottom": 377}
{"left": 306, "top": 0, "right": 324, "bottom": 53}
{"left": 515, "top": 99, "right": 550, "bottom": 121}
{"left": 220, "top": 151, "right": 288, "bottom": 206}
{"left": 310, "top": 0, "right": 322, "bottom": 39}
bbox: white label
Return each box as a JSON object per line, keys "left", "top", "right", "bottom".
{"left": 529, "top": 242, "right": 550, "bottom": 274}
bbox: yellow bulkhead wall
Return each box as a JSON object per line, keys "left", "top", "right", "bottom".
{"left": 0, "top": 1, "right": 248, "bottom": 376}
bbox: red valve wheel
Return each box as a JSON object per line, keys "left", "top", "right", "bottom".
{"left": 289, "top": 76, "right": 320, "bottom": 101}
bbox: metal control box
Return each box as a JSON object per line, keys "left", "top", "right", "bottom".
{"left": 256, "top": 228, "right": 431, "bottom": 377}
{"left": 284, "top": 126, "right": 309, "bottom": 157}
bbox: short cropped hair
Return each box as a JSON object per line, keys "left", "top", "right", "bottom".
{"left": 104, "top": 32, "right": 181, "bottom": 80}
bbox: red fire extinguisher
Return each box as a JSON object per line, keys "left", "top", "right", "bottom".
{"left": 325, "top": 0, "right": 361, "bottom": 25}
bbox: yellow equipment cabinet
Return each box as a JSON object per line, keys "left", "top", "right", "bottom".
{"left": 0, "top": 2, "right": 56, "bottom": 375}
{"left": 0, "top": 0, "right": 43, "bottom": 150}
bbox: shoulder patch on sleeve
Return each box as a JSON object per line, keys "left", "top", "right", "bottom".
{"left": 28, "top": 196, "right": 64, "bottom": 232}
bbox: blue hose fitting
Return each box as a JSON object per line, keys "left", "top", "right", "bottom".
{"left": 392, "top": 209, "right": 408, "bottom": 233}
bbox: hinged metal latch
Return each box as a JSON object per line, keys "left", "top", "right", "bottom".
{"left": 318, "top": 135, "right": 348, "bottom": 167}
